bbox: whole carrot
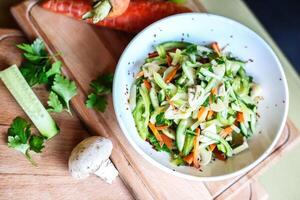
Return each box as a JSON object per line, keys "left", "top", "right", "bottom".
{"left": 41, "top": 0, "right": 129, "bottom": 20}
{"left": 40, "top": 0, "right": 192, "bottom": 33}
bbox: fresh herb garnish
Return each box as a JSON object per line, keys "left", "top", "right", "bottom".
{"left": 17, "top": 39, "right": 77, "bottom": 114}
{"left": 86, "top": 73, "right": 113, "bottom": 112}
{"left": 7, "top": 117, "right": 45, "bottom": 165}
{"left": 51, "top": 74, "right": 77, "bottom": 113}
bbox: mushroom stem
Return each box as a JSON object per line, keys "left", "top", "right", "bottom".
{"left": 94, "top": 159, "right": 118, "bottom": 184}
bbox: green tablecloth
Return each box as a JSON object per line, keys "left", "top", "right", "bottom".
{"left": 1, "top": 0, "right": 300, "bottom": 199}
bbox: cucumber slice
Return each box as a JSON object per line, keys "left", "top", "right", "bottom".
{"left": 0, "top": 65, "right": 59, "bottom": 139}
{"left": 182, "top": 132, "right": 195, "bottom": 156}
{"left": 176, "top": 119, "right": 188, "bottom": 152}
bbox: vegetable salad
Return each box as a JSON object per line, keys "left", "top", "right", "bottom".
{"left": 130, "top": 41, "right": 261, "bottom": 169}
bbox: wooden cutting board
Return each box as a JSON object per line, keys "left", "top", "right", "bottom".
{"left": 1, "top": 0, "right": 298, "bottom": 199}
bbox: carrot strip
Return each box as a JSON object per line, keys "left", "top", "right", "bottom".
{"left": 143, "top": 80, "right": 152, "bottom": 90}
{"left": 183, "top": 153, "right": 194, "bottom": 165}
{"left": 197, "top": 107, "right": 206, "bottom": 121}
{"left": 211, "top": 87, "right": 217, "bottom": 95}
{"left": 220, "top": 126, "right": 233, "bottom": 138}
{"left": 213, "top": 148, "right": 226, "bottom": 161}
{"left": 236, "top": 112, "right": 245, "bottom": 123}
{"left": 148, "top": 123, "right": 164, "bottom": 147}
{"left": 148, "top": 51, "right": 159, "bottom": 58}
{"left": 164, "top": 65, "right": 179, "bottom": 83}
{"left": 206, "top": 110, "right": 214, "bottom": 120}
{"left": 41, "top": 0, "right": 192, "bottom": 33}
{"left": 193, "top": 128, "right": 201, "bottom": 168}
{"left": 209, "top": 144, "right": 216, "bottom": 152}
{"left": 156, "top": 125, "right": 169, "bottom": 131}
{"left": 166, "top": 53, "right": 172, "bottom": 66}
{"left": 136, "top": 71, "right": 144, "bottom": 79}
{"left": 166, "top": 96, "right": 176, "bottom": 110}
{"left": 211, "top": 42, "right": 221, "bottom": 56}
{"left": 209, "top": 96, "right": 213, "bottom": 105}
{"left": 161, "top": 134, "right": 173, "bottom": 150}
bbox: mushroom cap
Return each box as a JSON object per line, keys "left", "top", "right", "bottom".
{"left": 68, "top": 136, "right": 113, "bottom": 179}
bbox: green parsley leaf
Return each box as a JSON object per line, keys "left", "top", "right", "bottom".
{"left": 20, "top": 61, "right": 50, "bottom": 86}
{"left": 7, "top": 117, "right": 45, "bottom": 165}
{"left": 16, "top": 43, "right": 34, "bottom": 54}
{"left": 29, "top": 135, "right": 45, "bottom": 153}
{"left": 86, "top": 93, "right": 107, "bottom": 112}
{"left": 8, "top": 136, "right": 30, "bottom": 155}
{"left": 85, "top": 73, "right": 113, "bottom": 112}
{"left": 52, "top": 74, "right": 77, "bottom": 113}
{"left": 46, "top": 61, "right": 61, "bottom": 78}
{"left": 18, "top": 38, "right": 50, "bottom": 86}
{"left": 31, "top": 38, "right": 47, "bottom": 56}
{"left": 90, "top": 73, "right": 113, "bottom": 95}
{"left": 8, "top": 117, "right": 31, "bottom": 144}
{"left": 47, "top": 92, "right": 64, "bottom": 113}
{"left": 17, "top": 38, "right": 77, "bottom": 115}
{"left": 17, "top": 38, "right": 47, "bottom": 64}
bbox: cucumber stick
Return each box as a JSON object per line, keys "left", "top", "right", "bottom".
{"left": 176, "top": 119, "right": 188, "bottom": 152}
{"left": 0, "top": 65, "right": 59, "bottom": 139}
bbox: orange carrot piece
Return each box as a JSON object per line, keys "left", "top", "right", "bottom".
{"left": 236, "top": 112, "right": 245, "bottom": 123}
{"left": 164, "top": 65, "right": 179, "bottom": 83}
{"left": 220, "top": 126, "right": 233, "bottom": 138}
{"left": 148, "top": 123, "right": 164, "bottom": 147}
{"left": 183, "top": 153, "right": 194, "bottom": 165}
{"left": 156, "top": 125, "right": 169, "bottom": 131}
{"left": 209, "top": 96, "right": 213, "bottom": 105}
{"left": 209, "top": 144, "right": 216, "bottom": 152}
{"left": 193, "top": 128, "right": 201, "bottom": 168}
{"left": 206, "top": 110, "right": 214, "bottom": 120}
{"left": 197, "top": 107, "right": 206, "bottom": 121}
{"left": 211, "top": 42, "right": 221, "bottom": 56}
{"left": 143, "top": 80, "right": 152, "bottom": 90}
{"left": 211, "top": 87, "right": 217, "bottom": 95}
{"left": 166, "top": 96, "right": 176, "bottom": 110}
{"left": 166, "top": 53, "right": 172, "bottom": 66}
{"left": 136, "top": 71, "right": 144, "bottom": 79}
{"left": 161, "top": 134, "right": 173, "bottom": 150}
{"left": 213, "top": 148, "right": 226, "bottom": 161}
{"left": 148, "top": 51, "right": 159, "bottom": 58}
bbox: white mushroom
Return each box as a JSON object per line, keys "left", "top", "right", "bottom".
{"left": 68, "top": 136, "right": 118, "bottom": 184}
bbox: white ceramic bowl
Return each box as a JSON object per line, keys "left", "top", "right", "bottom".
{"left": 113, "top": 13, "right": 288, "bottom": 181}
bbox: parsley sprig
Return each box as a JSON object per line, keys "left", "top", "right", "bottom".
{"left": 86, "top": 73, "right": 113, "bottom": 112}
{"left": 7, "top": 117, "right": 45, "bottom": 166}
{"left": 17, "top": 38, "right": 77, "bottom": 114}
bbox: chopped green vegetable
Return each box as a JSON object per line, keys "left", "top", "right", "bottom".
{"left": 1, "top": 65, "right": 59, "bottom": 139}
{"left": 86, "top": 93, "right": 107, "bottom": 112}
{"left": 17, "top": 38, "right": 77, "bottom": 115}
{"left": 47, "top": 92, "right": 64, "bottom": 113}
{"left": 156, "top": 112, "right": 172, "bottom": 126}
{"left": 85, "top": 73, "right": 113, "bottom": 112}
{"left": 52, "top": 74, "right": 77, "bottom": 113}
{"left": 7, "top": 117, "right": 45, "bottom": 165}
{"left": 130, "top": 41, "right": 261, "bottom": 169}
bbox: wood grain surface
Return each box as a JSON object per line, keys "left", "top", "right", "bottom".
{"left": 0, "top": 1, "right": 297, "bottom": 199}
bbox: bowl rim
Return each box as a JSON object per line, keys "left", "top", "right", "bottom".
{"left": 113, "top": 12, "right": 289, "bottom": 181}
